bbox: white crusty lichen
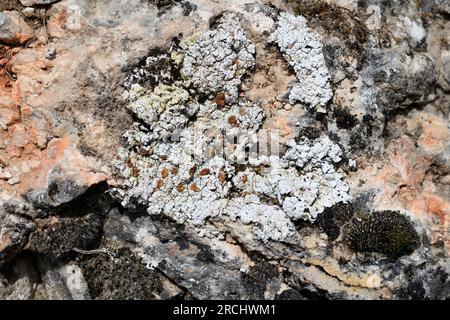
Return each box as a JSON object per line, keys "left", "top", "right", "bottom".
{"left": 126, "top": 84, "right": 198, "bottom": 142}
{"left": 233, "top": 136, "right": 351, "bottom": 222}
{"left": 113, "top": 11, "right": 350, "bottom": 242}
{"left": 182, "top": 12, "right": 256, "bottom": 103}
{"left": 271, "top": 12, "right": 333, "bottom": 112}
{"left": 113, "top": 113, "right": 351, "bottom": 242}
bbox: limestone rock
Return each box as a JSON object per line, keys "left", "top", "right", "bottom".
{"left": 0, "top": 0, "right": 449, "bottom": 300}
{"left": 0, "top": 11, "right": 33, "bottom": 45}
{"left": 19, "top": 0, "right": 59, "bottom": 6}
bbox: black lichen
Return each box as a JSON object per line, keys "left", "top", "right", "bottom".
{"left": 26, "top": 182, "right": 111, "bottom": 259}
{"left": 150, "top": 0, "right": 180, "bottom": 11}
{"left": 316, "top": 202, "right": 355, "bottom": 241}
{"left": 397, "top": 264, "right": 450, "bottom": 299}
{"left": 195, "top": 242, "right": 215, "bottom": 264}
{"left": 275, "top": 288, "right": 303, "bottom": 300}
{"left": 150, "top": 0, "right": 196, "bottom": 17}
{"left": 344, "top": 210, "right": 420, "bottom": 259}
{"left": 123, "top": 45, "right": 183, "bottom": 90}
{"left": 180, "top": 1, "right": 197, "bottom": 16}
{"left": 78, "top": 245, "right": 163, "bottom": 300}
{"left": 333, "top": 107, "right": 358, "bottom": 129}
{"left": 295, "top": 114, "right": 326, "bottom": 140}
{"left": 241, "top": 262, "right": 278, "bottom": 299}
{"left": 349, "top": 113, "right": 379, "bottom": 150}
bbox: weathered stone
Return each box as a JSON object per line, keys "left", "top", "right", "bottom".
{"left": 0, "top": 0, "right": 449, "bottom": 301}
{"left": 0, "top": 209, "right": 34, "bottom": 268}
{"left": 19, "top": 0, "right": 59, "bottom": 6}
{"left": 0, "top": 11, "right": 33, "bottom": 44}
{"left": 0, "top": 253, "right": 40, "bottom": 299}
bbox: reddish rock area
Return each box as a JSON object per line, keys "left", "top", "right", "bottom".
{"left": 0, "top": 47, "right": 107, "bottom": 204}
{"left": 350, "top": 110, "right": 450, "bottom": 251}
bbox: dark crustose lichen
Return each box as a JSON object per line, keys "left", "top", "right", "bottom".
{"left": 345, "top": 210, "right": 420, "bottom": 259}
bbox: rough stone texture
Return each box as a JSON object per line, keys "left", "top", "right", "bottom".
{"left": 19, "top": 0, "right": 59, "bottom": 6}
{"left": 0, "top": 11, "right": 34, "bottom": 44}
{"left": 0, "top": 0, "right": 449, "bottom": 300}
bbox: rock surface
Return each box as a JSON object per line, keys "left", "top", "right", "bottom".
{"left": 0, "top": 11, "right": 33, "bottom": 44}
{"left": 0, "top": 0, "right": 449, "bottom": 300}
{"left": 19, "top": 0, "right": 59, "bottom": 6}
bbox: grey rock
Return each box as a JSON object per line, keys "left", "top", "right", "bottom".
{"left": 0, "top": 209, "right": 35, "bottom": 268}
{"left": 0, "top": 11, "right": 33, "bottom": 44}
{"left": 24, "top": 171, "right": 86, "bottom": 210}
{"left": 19, "top": 0, "right": 59, "bottom": 6}
{"left": 103, "top": 210, "right": 256, "bottom": 299}
{"left": 0, "top": 254, "right": 40, "bottom": 300}
{"left": 420, "top": 0, "right": 450, "bottom": 16}
{"left": 0, "top": 0, "right": 449, "bottom": 301}
{"left": 441, "top": 51, "right": 450, "bottom": 89}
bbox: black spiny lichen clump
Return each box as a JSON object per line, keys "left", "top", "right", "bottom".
{"left": 317, "top": 202, "right": 355, "bottom": 241}
{"left": 345, "top": 210, "right": 420, "bottom": 259}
